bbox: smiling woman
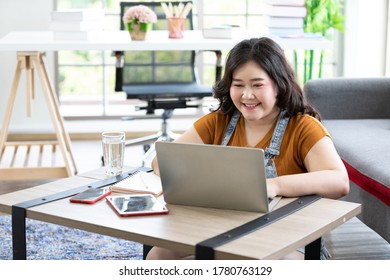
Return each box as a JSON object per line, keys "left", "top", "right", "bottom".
{"left": 147, "top": 37, "right": 349, "bottom": 260}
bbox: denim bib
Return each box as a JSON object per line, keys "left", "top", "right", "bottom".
{"left": 221, "top": 109, "right": 290, "bottom": 179}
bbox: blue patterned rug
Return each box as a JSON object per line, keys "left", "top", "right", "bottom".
{"left": 0, "top": 215, "right": 143, "bottom": 260}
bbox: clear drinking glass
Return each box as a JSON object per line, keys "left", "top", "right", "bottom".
{"left": 102, "top": 131, "right": 125, "bottom": 176}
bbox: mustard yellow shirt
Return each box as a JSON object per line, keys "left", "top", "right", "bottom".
{"left": 194, "top": 111, "right": 330, "bottom": 176}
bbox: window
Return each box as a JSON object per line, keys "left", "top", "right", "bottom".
{"left": 56, "top": 0, "right": 339, "bottom": 118}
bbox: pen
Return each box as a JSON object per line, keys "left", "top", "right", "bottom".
{"left": 139, "top": 172, "right": 149, "bottom": 189}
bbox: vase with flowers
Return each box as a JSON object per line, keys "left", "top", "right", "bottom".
{"left": 123, "top": 5, "right": 157, "bottom": 41}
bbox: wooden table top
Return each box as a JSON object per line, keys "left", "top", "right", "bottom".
{"left": 0, "top": 167, "right": 361, "bottom": 259}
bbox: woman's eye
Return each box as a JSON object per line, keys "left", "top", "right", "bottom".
{"left": 233, "top": 84, "right": 243, "bottom": 88}
{"left": 253, "top": 84, "right": 263, "bottom": 88}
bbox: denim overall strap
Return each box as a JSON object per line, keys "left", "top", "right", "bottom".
{"left": 221, "top": 110, "right": 241, "bottom": 146}
{"left": 264, "top": 109, "right": 290, "bottom": 160}
{"left": 263, "top": 110, "right": 289, "bottom": 178}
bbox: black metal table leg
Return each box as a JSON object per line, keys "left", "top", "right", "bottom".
{"left": 304, "top": 238, "right": 322, "bottom": 260}
{"left": 12, "top": 205, "right": 27, "bottom": 260}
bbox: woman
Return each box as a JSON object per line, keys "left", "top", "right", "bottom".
{"left": 148, "top": 37, "right": 349, "bottom": 260}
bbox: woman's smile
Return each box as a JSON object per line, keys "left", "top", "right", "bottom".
{"left": 242, "top": 102, "right": 261, "bottom": 110}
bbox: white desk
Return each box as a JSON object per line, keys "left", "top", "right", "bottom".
{"left": 0, "top": 30, "right": 331, "bottom": 181}
{"left": 0, "top": 30, "right": 332, "bottom": 51}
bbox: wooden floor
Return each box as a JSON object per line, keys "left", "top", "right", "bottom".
{"left": 1, "top": 140, "right": 389, "bottom": 260}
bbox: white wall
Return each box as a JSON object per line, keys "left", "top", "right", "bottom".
{"left": 0, "top": 0, "right": 55, "bottom": 134}
{"left": 343, "top": 0, "right": 388, "bottom": 77}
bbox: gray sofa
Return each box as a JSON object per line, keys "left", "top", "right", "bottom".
{"left": 304, "top": 77, "right": 390, "bottom": 243}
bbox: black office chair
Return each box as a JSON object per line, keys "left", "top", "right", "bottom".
{"left": 116, "top": 1, "right": 221, "bottom": 165}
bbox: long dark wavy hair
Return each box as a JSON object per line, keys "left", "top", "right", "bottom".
{"left": 213, "top": 37, "right": 321, "bottom": 120}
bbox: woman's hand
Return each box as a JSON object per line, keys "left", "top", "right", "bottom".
{"left": 265, "top": 137, "right": 349, "bottom": 199}
{"left": 266, "top": 177, "right": 279, "bottom": 199}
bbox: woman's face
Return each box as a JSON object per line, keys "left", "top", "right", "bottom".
{"left": 230, "top": 60, "right": 279, "bottom": 123}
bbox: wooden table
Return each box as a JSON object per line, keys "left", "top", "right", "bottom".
{"left": 0, "top": 167, "right": 361, "bottom": 260}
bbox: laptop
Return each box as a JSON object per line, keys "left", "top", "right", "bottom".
{"left": 155, "top": 141, "right": 281, "bottom": 213}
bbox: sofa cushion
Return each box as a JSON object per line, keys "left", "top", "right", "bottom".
{"left": 323, "top": 119, "right": 390, "bottom": 206}
{"left": 304, "top": 77, "right": 390, "bottom": 119}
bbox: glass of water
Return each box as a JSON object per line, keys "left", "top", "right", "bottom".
{"left": 102, "top": 131, "right": 125, "bottom": 176}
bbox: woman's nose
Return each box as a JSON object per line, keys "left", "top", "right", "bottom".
{"left": 242, "top": 87, "right": 254, "bottom": 98}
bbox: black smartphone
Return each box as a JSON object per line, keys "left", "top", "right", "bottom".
{"left": 70, "top": 187, "right": 112, "bottom": 204}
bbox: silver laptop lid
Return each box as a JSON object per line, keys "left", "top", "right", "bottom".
{"left": 155, "top": 142, "right": 269, "bottom": 212}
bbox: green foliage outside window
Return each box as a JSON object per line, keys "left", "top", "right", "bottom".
{"left": 295, "top": 0, "right": 345, "bottom": 84}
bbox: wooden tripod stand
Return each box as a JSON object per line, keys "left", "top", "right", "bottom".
{"left": 0, "top": 52, "right": 77, "bottom": 180}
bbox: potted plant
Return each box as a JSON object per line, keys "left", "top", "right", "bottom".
{"left": 123, "top": 5, "right": 157, "bottom": 40}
